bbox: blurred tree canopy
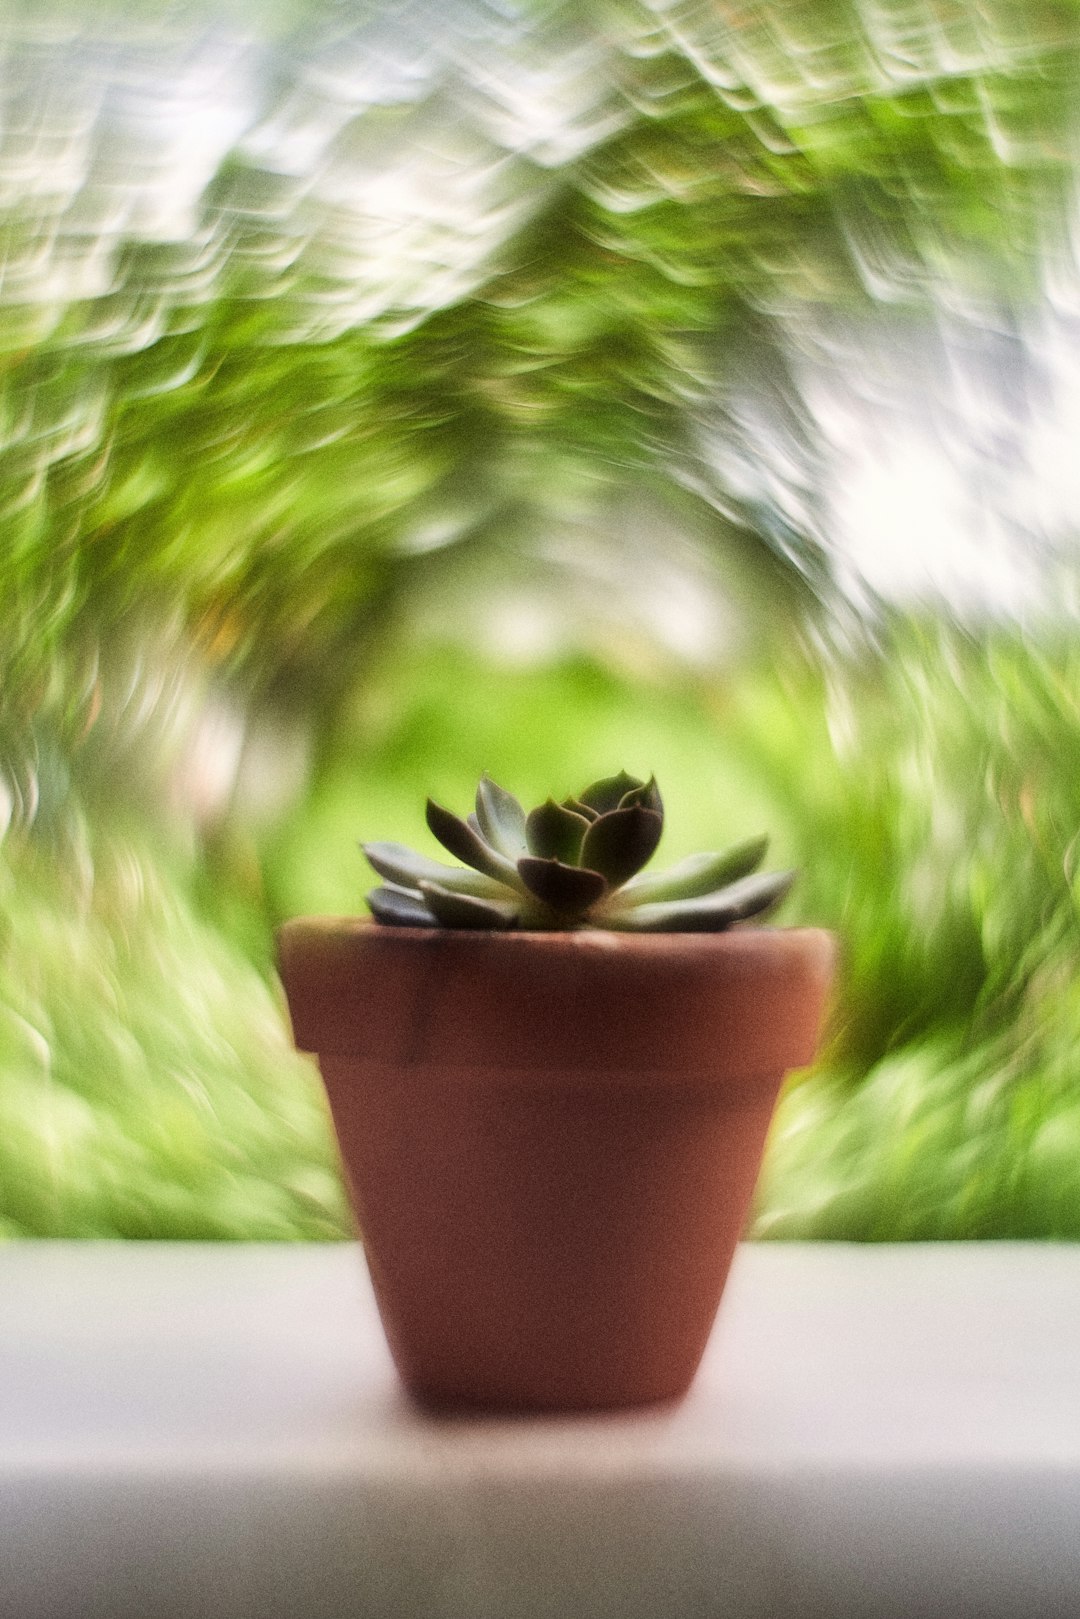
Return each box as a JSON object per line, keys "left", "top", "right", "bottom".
{"left": 6, "top": 0, "right": 1080, "bottom": 759}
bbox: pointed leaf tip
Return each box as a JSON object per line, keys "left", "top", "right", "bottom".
{"left": 618, "top": 775, "right": 663, "bottom": 819}
{"left": 475, "top": 774, "right": 528, "bottom": 858}
{"left": 363, "top": 840, "right": 512, "bottom": 898}
{"left": 425, "top": 798, "right": 522, "bottom": 887}
{"left": 613, "top": 835, "right": 769, "bottom": 907}
{"left": 577, "top": 771, "right": 646, "bottom": 816}
{"left": 609, "top": 868, "right": 797, "bottom": 932}
{"left": 366, "top": 885, "right": 437, "bottom": 928}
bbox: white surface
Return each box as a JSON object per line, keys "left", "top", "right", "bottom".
{"left": 3, "top": 1242, "right": 1080, "bottom": 1618}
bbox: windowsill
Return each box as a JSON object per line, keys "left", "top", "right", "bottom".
{"left": 3, "top": 1241, "right": 1080, "bottom": 1618}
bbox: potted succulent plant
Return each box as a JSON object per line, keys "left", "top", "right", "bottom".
{"left": 277, "top": 772, "right": 833, "bottom": 1412}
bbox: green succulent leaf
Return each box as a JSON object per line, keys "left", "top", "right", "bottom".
{"left": 618, "top": 775, "right": 663, "bottom": 818}
{"left": 580, "top": 805, "right": 663, "bottom": 888}
{"left": 475, "top": 775, "right": 528, "bottom": 858}
{"left": 425, "top": 798, "right": 523, "bottom": 887}
{"left": 418, "top": 882, "right": 519, "bottom": 930}
{"left": 517, "top": 857, "right": 608, "bottom": 915}
{"left": 371, "top": 774, "right": 789, "bottom": 934}
{"left": 367, "top": 885, "right": 438, "bottom": 927}
{"left": 525, "top": 798, "right": 590, "bottom": 864}
{"left": 607, "top": 869, "right": 797, "bottom": 932}
{"left": 362, "top": 841, "right": 513, "bottom": 899}
{"left": 577, "top": 771, "right": 645, "bottom": 816}
{"left": 612, "top": 835, "right": 769, "bottom": 908}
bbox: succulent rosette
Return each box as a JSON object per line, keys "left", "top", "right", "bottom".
{"left": 362, "top": 771, "right": 795, "bottom": 932}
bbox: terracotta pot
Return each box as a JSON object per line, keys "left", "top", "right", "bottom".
{"left": 277, "top": 919, "right": 834, "bottom": 1412}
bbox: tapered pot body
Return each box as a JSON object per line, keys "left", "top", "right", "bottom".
{"left": 277, "top": 921, "right": 834, "bottom": 1412}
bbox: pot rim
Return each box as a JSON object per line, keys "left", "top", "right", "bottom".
{"left": 278, "top": 914, "right": 831, "bottom": 947}
{"left": 277, "top": 916, "right": 836, "bottom": 1079}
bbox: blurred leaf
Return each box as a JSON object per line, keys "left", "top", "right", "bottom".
{"left": 611, "top": 869, "right": 796, "bottom": 931}
{"left": 615, "top": 837, "right": 769, "bottom": 906}
{"left": 362, "top": 841, "right": 508, "bottom": 898}
{"left": 517, "top": 856, "right": 607, "bottom": 915}
{"left": 580, "top": 805, "right": 663, "bottom": 886}
{"left": 418, "top": 881, "right": 518, "bottom": 929}
{"left": 425, "top": 799, "right": 522, "bottom": 886}
{"left": 475, "top": 775, "right": 528, "bottom": 858}
{"left": 524, "top": 799, "right": 590, "bottom": 864}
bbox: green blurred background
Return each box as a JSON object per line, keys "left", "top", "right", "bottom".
{"left": 6, "top": 0, "right": 1080, "bottom": 1239}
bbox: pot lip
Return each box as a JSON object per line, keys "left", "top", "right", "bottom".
{"left": 277, "top": 914, "right": 833, "bottom": 957}
{"left": 276, "top": 917, "right": 837, "bottom": 1071}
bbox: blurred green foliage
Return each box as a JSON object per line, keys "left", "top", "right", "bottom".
{"left": 751, "top": 622, "right": 1080, "bottom": 1238}
{"left": 9, "top": 619, "right": 1080, "bottom": 1239}
{"left": 5, "top": 0, "right": 1080, "bottom": 1237}
{"left": 0, "top": 828, "right": 348, "bottom": 1239}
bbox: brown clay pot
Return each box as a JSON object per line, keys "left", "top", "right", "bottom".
{"left": 277, "top": 919, "right": 834, "bottom": 1413}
